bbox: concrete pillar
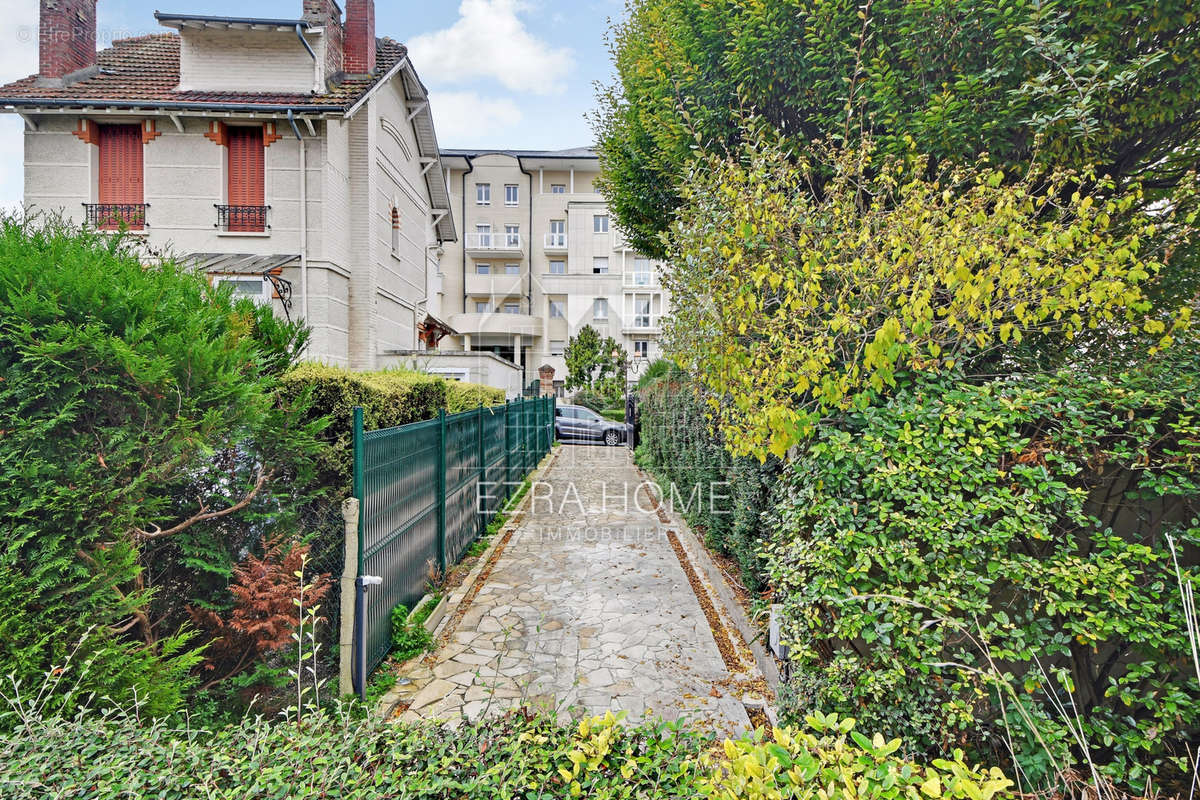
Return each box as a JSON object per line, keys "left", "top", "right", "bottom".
{"left": 338, "top": 497, "right": 360, "bottom": 698}
{"left": 463, "top": 333, "right": 472, "bottom": 351}
{"left": 514, "top": 333, "right": 523, "bottom": 368}
{"left": 538, "top": 364, "right": 555, "bottom": 397}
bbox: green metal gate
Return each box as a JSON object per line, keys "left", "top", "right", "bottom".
{"left": 352, "top": 395, "right": 555, "bottom": 679}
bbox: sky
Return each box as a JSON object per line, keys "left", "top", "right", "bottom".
{"left": 0, "top": 0, "right": 625, "bottom": 209}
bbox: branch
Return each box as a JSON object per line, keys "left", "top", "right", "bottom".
{"left": 132, "top": 468, "right": 275, "bottom": 541}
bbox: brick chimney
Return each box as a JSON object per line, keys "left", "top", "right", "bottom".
{"left": 538, "top": 364, "right": 556, "bottom": 398}
{"left": 39, "top": 0, "right": 98, "bottom": 83}
{"left": 302, "top": 0, "right": 343, "bottom": 79}
{"left": 343, "top": 0, "right": 375, "bottom": 75}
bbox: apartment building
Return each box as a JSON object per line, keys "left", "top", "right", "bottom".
{"left": 0, "top": 0, "right": 457, "bottom": 370}
{"left": 438, "top": 149, "right": 668, "bottom": 394}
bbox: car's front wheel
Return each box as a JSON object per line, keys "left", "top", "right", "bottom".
{"left": 604, "top": 429, "right": 621, "bottom": 447}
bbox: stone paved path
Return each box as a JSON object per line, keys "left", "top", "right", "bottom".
{"left": 385, "top": 444, "right": 750, "bottom": 732}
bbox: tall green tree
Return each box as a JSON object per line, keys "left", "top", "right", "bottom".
{"left": 594, "top": 0, "right": 1200, "bottom": 260}
{"left": 564, "top": 325, "right": 626, "bottom": 404}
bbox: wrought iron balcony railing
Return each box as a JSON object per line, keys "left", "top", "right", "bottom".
{"left": 215, "top": 204, "right": 270, "bottom": 232}
{"left": 83, "top": 203, "right": 148, "bottom": 231}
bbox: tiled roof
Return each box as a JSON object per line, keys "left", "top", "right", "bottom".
{"left": 0, "top": 33, "right": 407, "bottom": 111}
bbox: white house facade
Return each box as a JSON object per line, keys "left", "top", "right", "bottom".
{"left": 0, "top": 0, "right": 457, "bottom": 370}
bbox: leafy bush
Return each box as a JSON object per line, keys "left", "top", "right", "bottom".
{"left": 767, "top": 366, "right": 1200, "bottom": 791}
{"left": 698, "top": 712, "right": 1014, "bottom": 800}
{"left": 389, "top": 599, "right": 435, "bottom": 661}
{"left": 445, "top": 380, "right": 504, "bottom": 413}
{"left": 636, "top": 376, "right": 775, "bottom": 590}
{"left": 0, "top": 706, "right": 709, "bottom": 799}
{"left": 0, "top": 216, "right": 323, "bottom": 722}
{"left": 600, "top": 407, "right": 626, "bottom": 422}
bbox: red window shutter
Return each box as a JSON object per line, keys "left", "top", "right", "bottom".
{"left": 227, "top": 126, "right": 265, "bottom": 231}
{"left": 97, "top": 124, "right": 143, "bottom": 229}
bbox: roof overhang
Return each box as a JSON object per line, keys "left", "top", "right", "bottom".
{"left": 345, "top": 56, "right": 456, "bottom": 243}
{"left": 517, "top": 155, "right": 600, "bottom": 172}
{"left": 180, "top": 252, "right": 300, "bottom": 274}
{"left": 0, "top": 100, "right": 340, "bottom": 116}
{"left": 155, "top": 12, "right": 311, "bottom": 32}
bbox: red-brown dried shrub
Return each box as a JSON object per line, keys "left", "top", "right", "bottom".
{"left": 190, "top": 537, "right": 330, "bottom": 690}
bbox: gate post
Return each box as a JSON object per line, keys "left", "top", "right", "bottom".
{"left": 477, "top": 403, "right": 485, "bottom": 534}
{"left": 338, "top": 496, "right": 360, "bottom": 698}
{"left": 436, "top": 408, "right": 447, "bottom": 575}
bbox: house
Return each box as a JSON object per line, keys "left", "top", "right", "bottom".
{"left": 0, "top": 0, "right": 458, "bottom": 370}
{"left": 436, "top": 148, "right": 670, "bottom": 394}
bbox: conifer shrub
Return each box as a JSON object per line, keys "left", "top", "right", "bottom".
{"left": 0, "top": 215, "right": 324, "bottom": 722}
{"left": 444, "top": 379, "right": 505, "bottom": 413}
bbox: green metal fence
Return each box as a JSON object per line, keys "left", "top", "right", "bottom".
{"left": 352, "top": 395, "right": 555, "bottom": 678}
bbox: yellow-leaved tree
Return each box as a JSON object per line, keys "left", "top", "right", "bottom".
{"left": 664, "top": 136, "right": 1197, "bottom": 459}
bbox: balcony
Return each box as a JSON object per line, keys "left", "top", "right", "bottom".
{"left": 621, "top": 314, "right": 663, "bottom": 335}
{"left": 465, "top": 272, "right": 524, "bottom": 297}
{"left": 450, "top": 311, "right": 541, "bottom": 337}
{"left": 465, "top": 232, "right": 523, "bottom": 256}
{"left": 622, "top": 272, "right": 659, "bottom": 290}
{"left": 83, "top": 203, "right": 148, "bottom": 231}
{"left": 215, "top": 204, "right": 270, "bottom": 233}
{"left": 543, "top": 232, "right": 568, "bottom": 252}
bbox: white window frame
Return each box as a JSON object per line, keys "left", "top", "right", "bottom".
{"left": 504, "top": 263, "right": 520, "bottom": 275}
{"left": 593, "top": 214, "right": 609, "bottom": 233}
{"left": 550, "top": 339, "right": 566, "bottom": 356}
{"left": 504, "top": 224, "right": 520, "bottom": 247}
{"left": 548, "top": 299, "right": 565, "bottom": 319}
{"left": 475, "top": 300, "right": 490, "bottom": 313}
{"left": 549, "top": 260, "right": 565, "bottom": 275}
{"left": 634, "top": 339, "right": 649, "bottom": 358}
{"left": 504, "top": 184, "right": 519, "bottom": 206}
{"left": 476, "top": 183, "right": 491, "bottom": 205}
{"left": 504, "top": 302, "right": 520, "bottom": 314}
{"left": 593, "top": 257, "right": 609, "bottom": 275}
{"left": 213, "top": 274, "right": 271, "bottom": 306}
{"left": 551, "top": 184, "right": 566, "bottom": 194}
{"left": 593, "top": 298, "right": 608, "bottom": 320}
{"left": 475, "top": 263, "right": 490, "bottom": 275}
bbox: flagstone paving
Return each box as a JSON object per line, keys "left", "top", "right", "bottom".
{"left": 383, "top": 444, "right": 751, "bottom": 732}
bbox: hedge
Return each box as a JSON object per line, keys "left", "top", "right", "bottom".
{"left": 0, "top": 705, "right": 1014, "bottom": 799}
{"left": 279, "top": 364, "right": 500, "bottom": 491}
{"left": 635, "top": 377, "right": 776, "bottom": 590}
{"left": 445, "top": 379, "right": 505, "bottom": 413}
{"left": 767, "top": 367, "right": 1200, "bottom": 792}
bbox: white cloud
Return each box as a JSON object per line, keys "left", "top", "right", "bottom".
{"left": 408, "top": 0, "right": 574, "bottom": 96}
{"left": 428, "top": 91, "right": 523, "bottom": 146}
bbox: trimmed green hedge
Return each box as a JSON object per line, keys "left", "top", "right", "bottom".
{"left": 635, "top": 377, "right": 776, "bottom": 590}
{"left": 445, "top": 380, "right": 505, "bottom": 413}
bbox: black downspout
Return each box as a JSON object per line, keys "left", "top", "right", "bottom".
{"left": 461, "top": 156, "right": 474, "bottom": 324}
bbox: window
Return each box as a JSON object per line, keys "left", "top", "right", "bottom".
{"left": 475, "top": 301, "right": 490, "bottom": 313}
{"left": 504, "top": 184, "right": 519, "bottom": 206}
{"left": 214, "top": 275, "right": 269, "bottom": 305}
{"left": 593, "top": 257, "right": 609, "bottom": 275}
{"left": 390, "top": 208, "right": 401, "bottom": 255}
{"left": 632, "top": 257, "right": 652, "bottom": 286}
{"left": 224, "top": 126, "right": 266, "bottom": 232}
{"left": 475, "top": 263, "right": 490, "bottom": 275}
{"left": 548, "top": 219, "right": 565, "bottom": 247}
{"left": 475, "top": 223, "right": 491, "bottom": 247}
{"left": 476, "top": 183, "right": 491, "bottom": 205}
{"left": 635, "top": 296, "right": 652, "bottom": 327}
{"left": 551, "top": 184, "right": 566, "bottom": 194}
{"left": 634, "top": 339, "right": 649, "bottom": 358}
{"left": 504, "top": 302, "right": 520, "bottom": 314}
{"left": 549, "top": 260, "right": 565, "bottom": 275}
{"left": 593, "top": 214, "right": 609, "bottom": 233}
{"left": 550, "top": 339, "right": 565, "bottom": 356}
{"left": 95, "top": 123, "right": 144, "bottom": 230}
{"left": 593, "top": 298, "right": 608, "bottom": 319}
{"left": 548, "top": 300, "right": 565, "bottom": 318}
{"left": 504, "top": 224, "right": 520, "bottom": 247}
{"left": 504, "top": 263, "right": 520, "bottom": 275}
